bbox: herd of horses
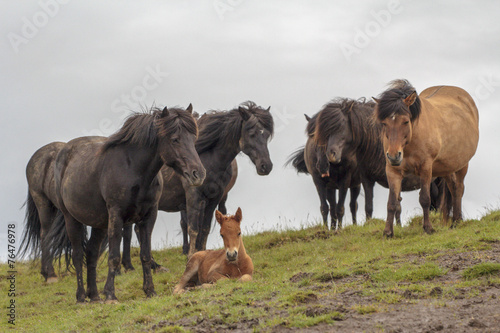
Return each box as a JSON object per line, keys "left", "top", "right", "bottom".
{"left": 19, "top": 79, "right": 479, "bottom": 302}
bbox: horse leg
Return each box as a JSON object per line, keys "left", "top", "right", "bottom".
{"left": 86, "top": 227, "right": 106, "bottom": 302}
{"left": 196, "top": 202, "right": 219, "bottom": 252}
{"left": 173, "top": 251, "right": 204, "bottom": 295}
{"left": 336, "top": 179, "right": 350, "bottom": 229}
{"left": 418, "top": 166, "right": 434, "bottom": 234}
{"left": 384, "top": 167, "right": 403, "bottom": 237}
{"left": 395, "top": 195, "right": 403, "bottom": 227}
{"left": 186, "top": 194, "right": 205, "bottom": 257}
{"left": 137, "top": 210, "right": 158, "bottom": 298}
{"left": 103, "top": 209, "right": 123, "bottom": 302}
{"left": 326, "top": 187, "right": 336, "bottom": 230}
{"left": 349, "top": 184, "right": 361, "bottom": 225}
{"left": 445, "top": 165, "right": 468, "bottom": 228}
{"left": 132, "top": 224, "right": 163, "bottom": 271}
{"left": 36, "top": 197, "right": 58, "bottom": 282}
{"left": 64, "top": 214, "right": 86, "bottom": 302}
{"left": 314, "top": 177, "right": 329, "bottom": 228}
{"left": 181, "top": 211, "right": 189, "bottom": 255}
{"left": 362, "top": 179, "right": 374, "bottom": 220}
{"left": 121, "top": 224, "right": 135, "bottom": 272}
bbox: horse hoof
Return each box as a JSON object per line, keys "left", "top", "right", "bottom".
{"left": 90, "top": 297, "right": 103, "bottom": 303}
{"left": 124, "top": 266, "right": 135, "bottom": 272}
{"left": 46, "top": 277, "right": 58, "bottom": 284}
{"left": 173, "top": 286, "right": 184, "bottom": 295}
{"left": 424, "top": 227, "right": 435, "bottom": 235}
{"left": 146, "top": 291, "right": 157, "bottom": 298}
{"left": 383, "top": 230, "right": 394, "bottom": 238}
{"left": 105, "top": 299, "right": 119, "bottom": 304}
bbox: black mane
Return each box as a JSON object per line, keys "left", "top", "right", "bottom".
{"left": 101, "top": 106, "right": 198, "bottom": 152}
{"left": 195, "top": 101, "right": 274, "bottom": 154}
{"left": 375, "top": 79, "right": 421, "bottom": 122}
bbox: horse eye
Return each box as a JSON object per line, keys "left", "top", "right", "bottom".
{"left": 403, "top": 121, "right": 409, "bottom": 125}
{"left": 172, "top": 138, "right": 180, "bottom": 144}
{"left": 220, "top": 234, "right": 224, "bottom": 239}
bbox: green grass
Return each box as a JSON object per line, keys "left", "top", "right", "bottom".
{"left": 1, "top": 210, "right": 499, "bottom": 332}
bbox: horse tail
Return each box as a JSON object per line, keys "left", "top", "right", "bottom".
{"left": 18, "top": 192, "right": 41, "bottom": 260}
{"left": 284, "top": 147, "right": 309, "bottom": 174}
{"left": 46, "top": 211, "right": 90, "bottom": 271}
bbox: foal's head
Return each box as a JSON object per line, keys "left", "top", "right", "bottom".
{"left": 215, "top": 207, "right": 243, "bottom": 262}
{"left": 374, "top": 80, "right": 422, "bottom": 166}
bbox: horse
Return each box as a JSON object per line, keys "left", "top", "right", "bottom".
{"left": 19, "top": 142, "right": 66, "bottom": 282}
{"left": 313, "top": 98, "right": 424, "bottom": 225}
{"left": 286, "top": 113, "right": 361, "bottom": 229}
{"left": 51, "top": 104, "right": 205, "bottom": 303}
{"left": 173, "top": 207, "right": 253, "bottom": 294}
{"left": 121, "top": 101, "right": 273, "bottom": 266}
{"left": 373, "top": 80, "right": 479, "bottom": 237}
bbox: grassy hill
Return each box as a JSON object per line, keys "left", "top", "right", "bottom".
{"left": 1, "top": 211, "right": 500, "bottom": 332}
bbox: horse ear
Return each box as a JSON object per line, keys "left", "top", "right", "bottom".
{"left": 372, "top": 97, "right": 380, "bottom": 104}
{"left": 403, "top": 92, "right": 417, "bottom": 107}
{"left": 304, "top": 114, "right": 311, "bottom": 122}
{"left": 215, "top": 210, "right": 224, "bottom": 225}
{"left": 266, "top": 106, "right": 271, "bottom": 112}
{"left": 238, "top": 107, "right": 251, "bottom": 121}
{"left": 186, "top": 103, "right": 193, "bottom": 114}
{"left": 234, "top": 207, "right": 242, "bottom": 223}
{"left": 161, "top": 106, "right": 169, "bottom": 118}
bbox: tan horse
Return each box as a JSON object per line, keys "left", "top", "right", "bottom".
{"left": 173, "top": 207, "right": 253, "bottom": 294}
{"left": 374, "top": 80, "right": 479, "bottom": 237}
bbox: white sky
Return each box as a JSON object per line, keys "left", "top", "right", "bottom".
{"left": 1, "top": 1, "right": 499, "bottom": 260}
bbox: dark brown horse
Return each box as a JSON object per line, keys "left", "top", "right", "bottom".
{"left": 121, "top": 101, "right": 274, "bottom": 264}
{"left": 314, "top": 98, "right": 422, "bottom": 225}
{"left": 286, "top": 113, "right": 361, "bottom": 229}
{"left": 51, "top": 105, "right": 205, "bottom": 302}
{"left": 374, "top": 80, "right": 479, "bottom": 236}
{"left": 19, "top": 142, "right": 65, "bottom": 282}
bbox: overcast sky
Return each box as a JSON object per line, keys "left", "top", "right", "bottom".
{"left": 1, "top": 1, "right": 499, "bottom": 261}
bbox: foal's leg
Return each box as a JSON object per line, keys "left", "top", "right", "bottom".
{"left": 173, "top": 252, "right": 204, "bottom": 295}
{"left": 86, "top": 227, "right": 106, "bottom": 302}
{"left": 103, "top": 209, "right": 123, "bottom": 302}
{"left": 418, "top": 165, "right": 434, "bottom": 234}
{"left": 137, "top": 209, "right": 158, "bottom": 298}
{"left": 445, "top": 164, "right": 468, "bottom": 228}
{"left": 349, "top": 184, "right": 361, "bottom": 225}
{"left": 384, "top": 167, "right": 403, "bottom": 237}
{"left": 121, "top": 224, "right": 135, "bottom": 272}
{"left": 64, "top": 214, "right": 86, "bottom": 302}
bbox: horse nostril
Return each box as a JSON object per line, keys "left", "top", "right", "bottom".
{"left": 397, "top": 152, "right": 402, "bottom": 158}
{"left": 192, "top": 170, "right": 198, "bottom": 180}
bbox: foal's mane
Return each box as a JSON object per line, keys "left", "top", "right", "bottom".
{"left": 195, "top": 101, "right": 274, "bottom": 154}
{"left": 375, "top": 79, "right": 422, "bottom": 122}
{"left": 101, "top": 106, "right": 198, "bottom": 152}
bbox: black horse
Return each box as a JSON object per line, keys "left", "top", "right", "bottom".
{"left": 121, "top": 101, "right": 274, "bottom": 266}
{"left": 49, "top": 105, "right": 205, "bottom": 302}
{"left": 286, "top": 113, "right": 361, "bottom": 229}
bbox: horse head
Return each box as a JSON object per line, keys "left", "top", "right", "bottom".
{"left": 238, "top": 103, "right": 274, "bottom": 175}
{"left": 215, "top": 207, "right": 243, "bottom": 262}
{"left": 314, "top": 102, "right": 351, "bottom": 164}
{"left": 157, "top": 104, "right": 206, "bottom": 186}
{"left": 374, "top": 80, "right": 421, "bottom": 166}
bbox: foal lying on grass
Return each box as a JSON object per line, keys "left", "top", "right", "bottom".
{"left": 173, "top": 207, "right": 253, "bottom": 294}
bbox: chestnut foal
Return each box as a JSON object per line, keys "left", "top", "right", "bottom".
{"left": 173, "top": 208, "right": 253, "bottom": 294}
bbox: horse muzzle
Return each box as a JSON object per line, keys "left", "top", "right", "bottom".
{"left": 256, "top": 160, "right": 273, "bottom": 175}
{"left": 184, "top": 167, "right": 206, "bottom": 187}
{"left": 226, "top": 250, "right": 238, "bottom": 262}
{"left": 386, "top": 152, "right": 402, "bottom": 166}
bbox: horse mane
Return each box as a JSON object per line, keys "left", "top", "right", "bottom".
{"left": 195, "top": 101, "right": 274, "bottom": 154}
{"left": 305, "top": 112, "right": 320, "bottom": 137}
{"left": 101, "top": 106, "right": 198, "bottom": 153}
{"left": 375, "top": 79, "right": 422, "bottom": 122}
{"left": 314, "top": 97, "right": 381, "bottom": 166}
